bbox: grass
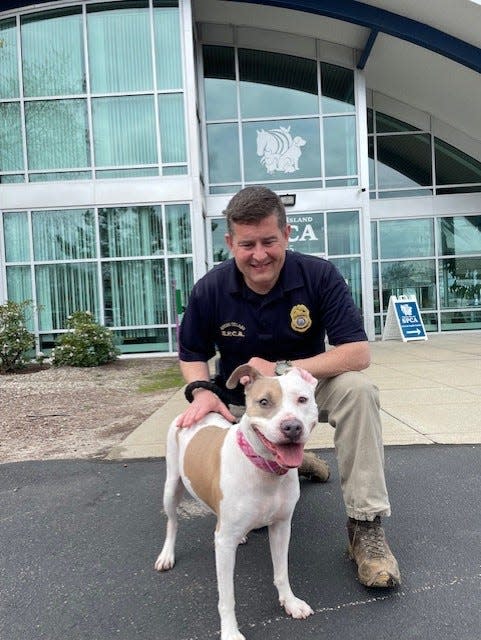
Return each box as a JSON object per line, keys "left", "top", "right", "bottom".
{"left": 137, "top": 364, "right": 184, "bottom": 393}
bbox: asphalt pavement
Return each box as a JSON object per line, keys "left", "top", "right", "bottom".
{"left": 1, "top": 445, "right": 480, "bottom": 640}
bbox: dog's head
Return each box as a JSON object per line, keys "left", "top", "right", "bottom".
{"left": 226, "top": 365, "right": 318, "bottom": 469}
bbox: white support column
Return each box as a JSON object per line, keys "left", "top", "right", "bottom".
{"left": 180, "top": 0, "right": 207, "bottom": 282}
{"left": 355, "top": 68, "right": 375, "bottom": 341}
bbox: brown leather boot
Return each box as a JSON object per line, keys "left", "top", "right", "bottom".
{"left": 347, "top": 516, "right": 401, "bottom": 588}
{"left": 298, "top": 451, "right": 330, "bottom": 482}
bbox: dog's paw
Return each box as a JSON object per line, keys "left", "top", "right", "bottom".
{"left": 154, "top": 550, "right": 175, "bottom": 572}
{"left": 221, "top": 633, "right": 246, "bottom": 640}
{"left": 282, "top": 596, "right": 314, "bottom": 619}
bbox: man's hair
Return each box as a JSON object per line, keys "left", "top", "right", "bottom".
{"left": 223, "top": 186, "right": 287, "bottom": 234}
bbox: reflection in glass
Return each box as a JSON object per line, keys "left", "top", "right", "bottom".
{"left": 92, "top": 96, "right": 156, "bottom": 166}
{"left": 327, "top": 211, "right": 359, "bottom": 256}
{"left": 99, "top": 206, "right": 163, "bottom": 258}
{"left": 243, "top": 119, "right": 320, "bottom": 182}
{"left": 439, "top": 257, "right": 481, "bottom": 308}
{"left": 381, "top": 259, "right": 436, "bottom": 310}
{"left": 440, "top": 310, "right": 481, "bottom": 331}
{"left": 324, "top": 116, "right": 357, "bottom": 177}
{"left": 380, "top": 219, "right": 434, "bottom": 259}
{"left": 438, "top": 216, "right": 481, "bottom": 256}
{"left": 102, "top": 259, "right": 166, "bottom": 326}
{"left": 25, "top": 99, "right": 89, "bottom": 169}
{"left": 207, "top": 123, "right": 240, "bottom": 183}
{"left": 203, "top": 45, "right": 237, "bottom": 121}
{"left": 0, "top": 19, "right": 19, "bottom": 98}
{"left": 211, "top": 218, "right": 230, "bottom": 263}
{"left": 21, "top": 9, "right": 84, "bottom": 97}
{"left": 435, "top": 138, "right": 481, "bottom": 186}
{"left": 87, "top": 2, "right": 152, "bottom": 93}
{"left": 239, "top": 49, "right": 317, "bottom": 118}
{"left": 154, "top": 3, "right": 182, "bottom": 90}
{"left": 321, "top": 63, "right": 354, "bottom": 114}
{"left": 32, "top": 209, "right": 95, "bottom": 260}
{"left": 36, "top": 263, "right": 99, "bottom": 330}
{"left": 330, "top": 257, "right": 362, "bottom": 308}
{"left": 375, "top": 112, "right": 419, "bottom": 134}
{"left": 6, "top": 266, "right": 32, "bottom": 307}
{"left": 158, "top": 93, "right": 186, "bottom": 164}
{"left": 113, "top": 327, "right": 170, "bottom": 352}
{"left": 166, "top": 204, "right": 191, "bottom": 254}
{"left": 0, "top": 103, "right": 23, "bottom": 171}
{"left": 169, "top": 257, "right": 193, "bottom": 324}
{"left": 377, "top": 134, "right": 432, "bottom": 190}
{"left": 4, "top": 212, "right": 30, "bottom": 262}
{"left": 288, "top": 213, "right": 324, "bottom": 255}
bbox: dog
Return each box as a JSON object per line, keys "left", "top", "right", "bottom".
{"left": 154, "top": 364, "right": 319, "bottom": 640}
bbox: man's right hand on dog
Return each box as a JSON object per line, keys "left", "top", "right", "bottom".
{"left": 176, "top": 388, "right": 236, "bottom": 428}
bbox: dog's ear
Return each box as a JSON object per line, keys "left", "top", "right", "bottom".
{"left": 226, "top": 364, "right": 262, "bottom": 389}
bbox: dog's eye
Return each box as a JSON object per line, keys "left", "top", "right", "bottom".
{"left": 258, "top": 397, "right": 270, "bottom": 407}
{"left": 298, "top": 396, "right": 308, "bottom": 404}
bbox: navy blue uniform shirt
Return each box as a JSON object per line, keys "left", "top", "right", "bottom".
{"left": 179, "top": 250, "right": 367, "bottom": 404}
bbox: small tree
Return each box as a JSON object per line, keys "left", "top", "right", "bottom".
{"left": 0, "top": 300, "right": 35, "bottom": 374}
{"left": 51, "top": 310, "right": 120, "bottom": 367}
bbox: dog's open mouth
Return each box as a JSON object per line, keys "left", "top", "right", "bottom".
{"left": 254, "top": 428, "right": 304, "bottom": 468}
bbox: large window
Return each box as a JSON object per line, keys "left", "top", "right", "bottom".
{"left": 368, "top": 110, "right": 481, "bottom": 198}
{"left": 2, "top": 204, "right": 193, "bottom": 353}
{"left": 372, "top": 215, "right": 481, "bottom": 333}
{"left": 203, "top": 46, "right": 358, "bottom": 194}
{"left": 0, "top": 2, "right": 186, "bottom": 183}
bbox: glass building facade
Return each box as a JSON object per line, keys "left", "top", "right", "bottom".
{"left": 1, "top": 0, "right": 481, "bottom": 354}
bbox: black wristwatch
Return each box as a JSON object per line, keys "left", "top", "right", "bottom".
{"left": 274, "top": 360, "right": 292, "bottom": 376}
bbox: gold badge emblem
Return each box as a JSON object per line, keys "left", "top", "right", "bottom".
{"left": 290, "top": 304, "right": 312, "bottom": 333}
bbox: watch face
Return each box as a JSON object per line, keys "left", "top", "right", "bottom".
{"left": 275, "top": 361, "right": 291, "bottom": 375}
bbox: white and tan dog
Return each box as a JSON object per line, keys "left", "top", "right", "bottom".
{"left": 155, "top": 364, "right": 319, "bottom": 640}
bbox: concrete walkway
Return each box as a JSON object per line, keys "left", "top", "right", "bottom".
{"left": 107, "top": 333, "right": 481, "bottom": 460}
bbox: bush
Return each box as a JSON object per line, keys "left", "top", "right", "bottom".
{"left": 51, "top": 310, "right": 120, "bottom": 367}
{"left": 0, "top": 300, "right": 35, "bottom": 374}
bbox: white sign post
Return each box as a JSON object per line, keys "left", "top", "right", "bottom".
{"left": 382, "top": 295, "right": 427, "bottom": 342}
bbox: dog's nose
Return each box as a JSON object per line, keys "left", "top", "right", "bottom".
{"left": 280, "top": 419, "right": 303, "bottom": 441}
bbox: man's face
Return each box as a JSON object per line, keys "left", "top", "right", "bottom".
{"left": 225, "top": 213, "right": 291, "bottom": 294}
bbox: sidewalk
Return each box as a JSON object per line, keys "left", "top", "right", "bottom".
{"left": 107, "top": 333, "right": 481, "bottom": 460}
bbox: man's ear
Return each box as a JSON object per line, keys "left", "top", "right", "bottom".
{"left": 225, "top": 233, "right": 233, "bottom": 252}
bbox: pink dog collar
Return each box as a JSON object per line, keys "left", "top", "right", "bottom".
{"left": 236, "top": 429, "right": 288, "bottom": 475}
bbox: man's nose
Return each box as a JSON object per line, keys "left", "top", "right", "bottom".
{"left": 252, "top": 244, "right": 267, "bottom": 261}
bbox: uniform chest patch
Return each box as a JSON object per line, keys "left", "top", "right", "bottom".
{"left": 290, "top": 304, "right": 312, "bottom": 333}
{"left": 220, "top": 322, "right": 246, "bottom": 338}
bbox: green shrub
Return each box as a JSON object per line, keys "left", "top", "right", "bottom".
{"left": 51, "top": 310, "right": 120, "bottom": 367}
{"left": 0, "top": 300, "right": 35, "bottom": 374}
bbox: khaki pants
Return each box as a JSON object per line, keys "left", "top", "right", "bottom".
{"left": 315, "top": 371, "right": 391, "bottom": 521}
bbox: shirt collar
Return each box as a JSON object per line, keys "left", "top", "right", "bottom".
{"left": 226, "top": 251, "right": 304, "bottom": 299}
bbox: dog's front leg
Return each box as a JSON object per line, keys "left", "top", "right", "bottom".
{"left": 269, "top": 519, "right": 314, "bottom": 619}
{"left": 215, "top": 529, "right": 245, "bottom": 640}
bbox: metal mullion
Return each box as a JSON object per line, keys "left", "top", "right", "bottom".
{"left": 149, "top": 0, "right": 163, "bottom": 175}
{"left": 16, "top": 14, "right": 28, "bottom": 182}
{"left": 93, "top": 206, "right": 105, "bottom": 325}
{"left": 317, "top": 44, "right": 326, "bottom": 189}
{"left": 161, "top": 204, "right": 174, "bottom": 352}
{"left": 82, "top": 4, "right": 96, "bottom": 175}
{"left": 234, "top": 41, "right": 246, "bottom": 187}
{"left": 27, "top": 210, "right": 41, "bottom": 349}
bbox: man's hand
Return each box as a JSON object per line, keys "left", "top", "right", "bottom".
{"left": 246, "top": 356, "right": 276, "bottom": 377}
{"left": 176, "top": 389, "right": 236, "bottom": 428}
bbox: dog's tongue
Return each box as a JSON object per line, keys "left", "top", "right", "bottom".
{"left": 273, "top": 442, "right": 305, "bottom": 468}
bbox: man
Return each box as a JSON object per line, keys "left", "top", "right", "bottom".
{"left": 177, "top": 185, "right": 401, "bottom": 588}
